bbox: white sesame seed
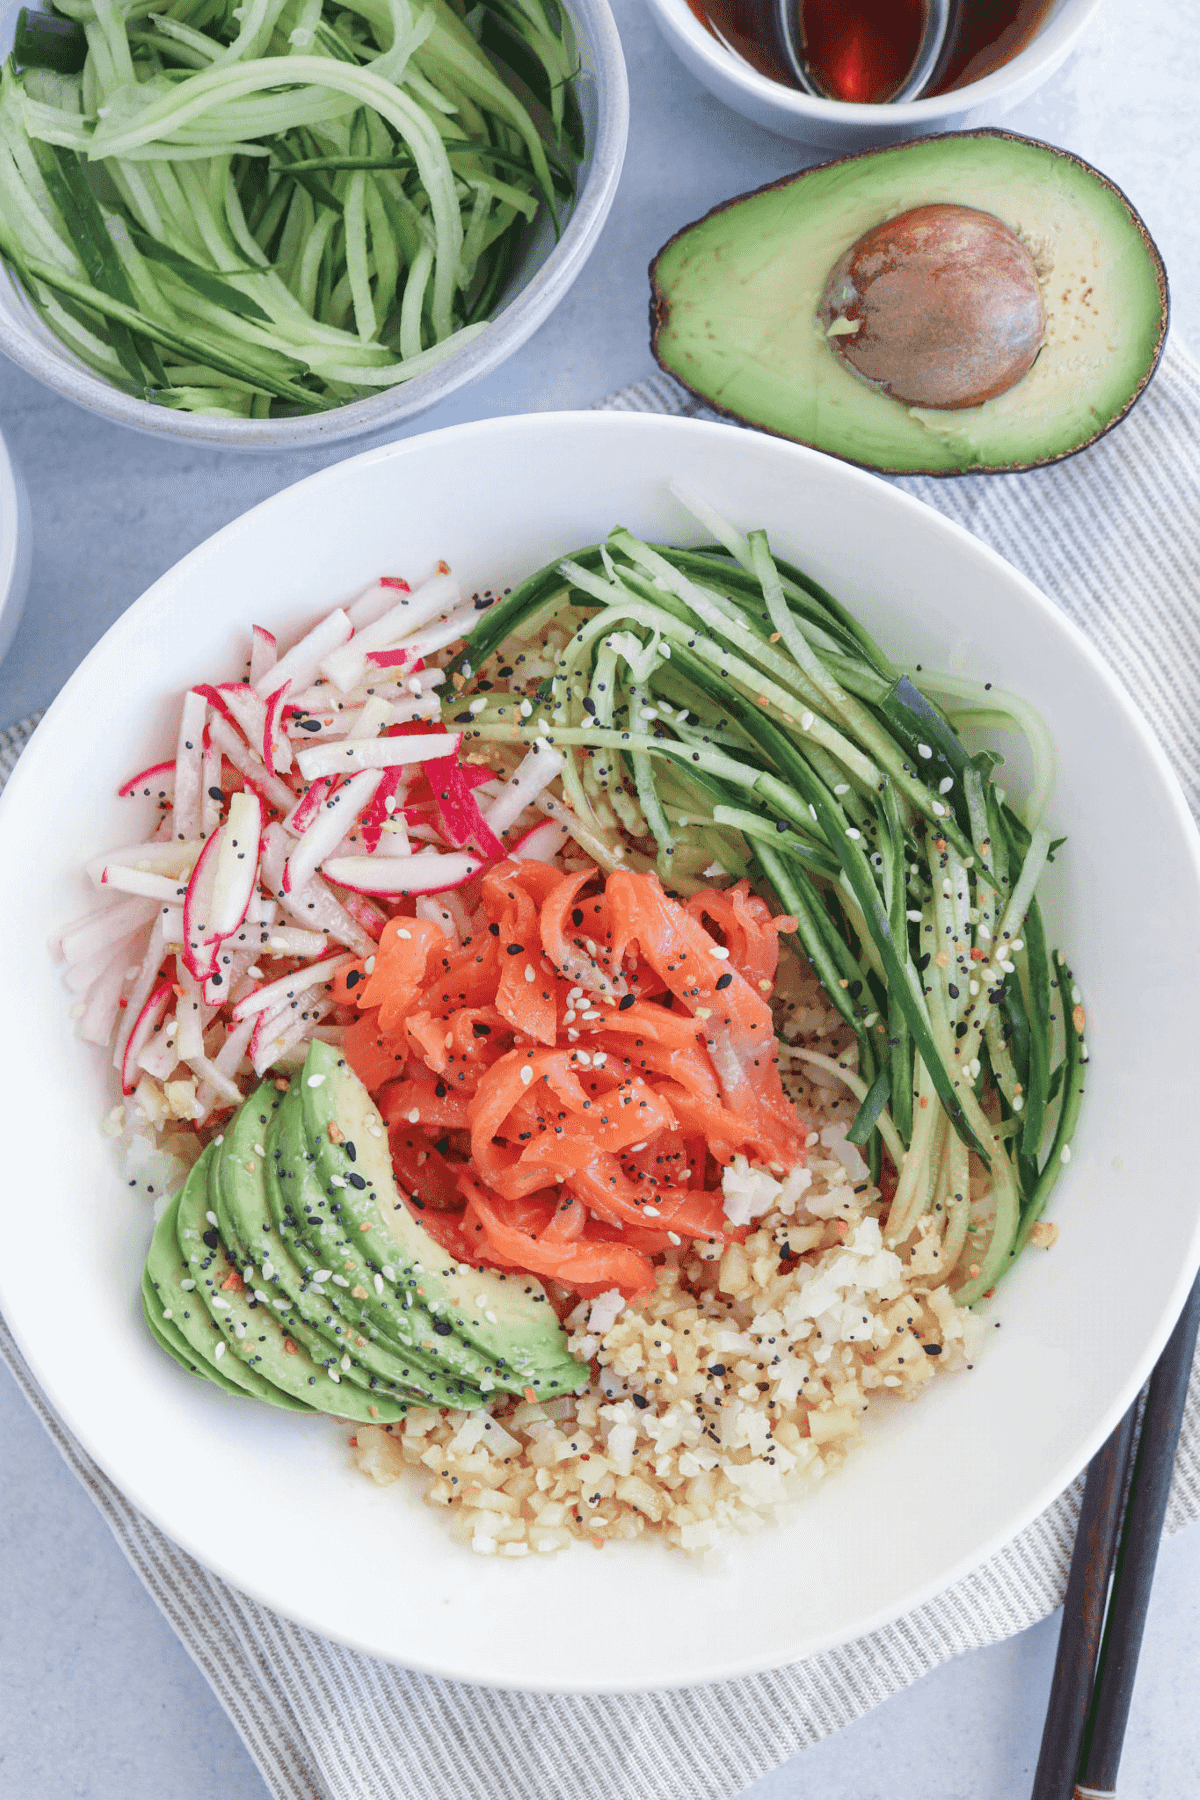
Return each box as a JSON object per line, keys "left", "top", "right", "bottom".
{"left": 313, "top": 1268, "right": 332, "bottom": 1281}
{"left": 262, "top": 1260, "right": 275, "bottom": 1280}
{"left": 382, "top": 1266, "right": 396, "bottom": 1281}
{"left": 374, "top": 1272, "right": 385, "bottom": 1294}
{"left": 407, "top": 1107, "right": 421, "bottom": 1123}
{"left": 846, "top": 827, "right": 861, "bottom": 840}
{"left": 524, "top": 963, "right": 536, "bottom": 983}
{"left": 341, "top": 1354, "right": 352, "bottom": 1370}
{"left": 485, "top": 1310, "right": 498, "bottom": 1323}
{"left": 1061, "top": 1144, "right": 1072, "bottom": 1164}
{"left": 711, "top": 945, "right": 730, "bottom": 959}
{"left": 938, "top": 777, "right": 954, "bottom": 794}
{"left": 520, "top": 1065, "right": 533, "bottom": 1086}
{"left": 180, "top": 1279, "right": 196, "bottom": 1290}
{"left": 332, "top": 1274, "right": 350, "bottom": 1287}
{"left": 906, "top": 909, "right": 922, "bottom": 922}
{"left": 306, "top": 1074, "right": 326, "bottom": 1088}
{"left": 917, "top": 743, "right": 932, "bottom": 759}
{"left": 211, "top": 1297, "right": 231, "bottom": 1311}
{"left": 253, "top": 1143, "right": 265, "bottom": 1157}
{"left": 800, "top": 711, "right": 813, "bottom": 730}
{"left": 206, "top": 1211, "right": 218, "bottom": 1226}
{"left": 215, "top": 1342, "right": 226, "bottom": 1358}
{"left": 397, "top": 927, "right": 411, "bottom": 939}
{"left": 329, "top": 1174, "right": 346, "bottom": 1188}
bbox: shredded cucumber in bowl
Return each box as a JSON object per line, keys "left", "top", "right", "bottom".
{"left": 0, "top": 0, "right": 581, "bottom": 416}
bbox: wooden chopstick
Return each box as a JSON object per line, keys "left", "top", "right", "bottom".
{"left": 1030, "top": 1268, "right": 1200, "bottom": 1800}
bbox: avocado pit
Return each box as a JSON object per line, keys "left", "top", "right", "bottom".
{"left": 816, "top": 203, "right": 1046, "bottom": 411}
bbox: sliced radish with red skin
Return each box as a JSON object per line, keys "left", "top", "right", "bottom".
{"left": 283, "top": 774, "right": 342, "bottom": 838}
{"left": 113, "top": 914, "right": 169, "bottom": 1070}
{"left": 256, "top": 607, "right": 353, "bottom": 700}
{"left": 483, "top": 745, "right": 566, "bottom": 839}
{"left": 398, "top": 604, "right": 476, "bottom": 665}
{"left": 184, "top": 1048, "right": 244, "bottom": 1108}
{"left": 386, "top": 693, "right": 442, "bottom": 727}
{"left": 174, "top": 690, "right": 207, "bottom": 841}
{"left": 182, "top": 828, "right": 223, "bottom": 980}
{"left": 121, "top": 978, "right": 174, "bottom": 1094}
{"left": 201, "top": 734, "right": 223, "bottom": 837}
{"left": 204, "top": 943, "right": 255, "bottom": 1006}
{"left": 364, "top": 649, "right": 415, "bottom": 671}
{"left": 340, "top": 891, "right": 387, "bottom": 940}
{"left": 347, "top": 576, "right": 410, "bottom": 631}
{"left": 65, "top": 945, "right": 125, "bottom": 995}
{"left": 207, "top": 715, "right": 297, "bottom": 815}
{"left": 510, "top": 819, "right": 571, "bottom": 863}
{"left": 232, "top": 952, "right": 353, "bottom": 1024}
{"left": 86, "top": 840, "right": 200, "bottom": 884}
{"left": 346, "top": 695, "right": 393, "bottom": 741}
{"left": 249, "top": 625, "right": 277, "bottom": 686}
{"left": 259, "top": 823, "right": 376, "bottom": 955}
{"left": 211, "top": 681, "right": 268, "bottom": 753}
{"left": 321, "top": 851, "right": 483, "bottom": 894}
{"left": 174, "top": 969, "right": 211, "bottom": 1061}
{"left": 320, "top": 572, "right": 459, "bottom": 693}
{"left": 251, "top": 995, "right": 333, "bottom": 1076}
{"left": 118, "top": 760, "right": 175, "bottom": 801}
{"left": 359, "top": 767, "right": 408, "bottom": 853}
{"left": 262, "top": 682, "right": 293, "bottom": 775}
{"left": 296, "top": 731, "right": 460, "bottom": 782}
{"left": 263, "top": 926, "right": 328, "bottom": 958}
{"left": 283, "top": 768, "right": 381, "bottom": 897}
{"left": 138, "top": 1022, "right": 180, "bottom": 1082}
{"left": 425, "top": 752, "right": 507, "bottom": 860}
{"left": 60, "top": 896, "right": 157, "bottom": 965}
{"left": 209, "top": 789, "right": 263, "bottom": 939}
{"left": 190, "top": 682, "right": 245, "bottom": 737}
{"left": 244, "top": 889, "right": 275, "bottom": 926}
{"left": 79, "top": 953, "right": 129, "bottom": 1047}
{"left": 99, "top": 865, "right": 190, "bottom": 903}
{"left": 212, "top": 1013, "right": 254, "bottom": 1078}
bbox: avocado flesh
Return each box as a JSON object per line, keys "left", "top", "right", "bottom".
{"left": 262, "top": 1084, "right": 499, "bottom": 1407}
{"left": 176, "top": 1141, "right": 411, "bottom": 1421}
{"left": 144, "top": 1172, "right": 308, "bottom": 1409}
{"left": 214, "top": 1083, "right": 453, "bottom": 1409}
{"left": 141, "top": 1261, "right": 244, "bottom": 1393}
{"left": 299, "top": 1041, "right": 586, "bottom": 1399}
{"left": 650, "top": 131, "right": 1168, "bottom": 475}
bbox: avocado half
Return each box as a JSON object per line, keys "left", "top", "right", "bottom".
{"left": 649, "top": 131, "right": 1169, "bottom": 477}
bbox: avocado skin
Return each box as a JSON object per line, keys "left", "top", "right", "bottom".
{"left": 649, "top": 130, "right": 1169, "bottom": 478}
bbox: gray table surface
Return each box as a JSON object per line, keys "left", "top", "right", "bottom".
{"left": 3, "top": 1, "right": 1199, "bottom": 1794}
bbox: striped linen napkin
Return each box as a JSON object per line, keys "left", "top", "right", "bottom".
{"left": 3, "top": 342, "right": 1200, "bottom": 1800}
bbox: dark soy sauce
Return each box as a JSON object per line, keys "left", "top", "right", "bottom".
{"left": 685, "top": 0, "right": 1060, "bottom": 102}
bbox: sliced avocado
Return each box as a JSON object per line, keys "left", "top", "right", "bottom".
{"left": 210, "top": 1083, "right": 436, "bottom": 1406}
{"left": 650, "top": 130, "right": 1169, "bottom": 476}
{"left": 175, "top": 1141, "right": 411, "bottom": 1422}
{"left": 263, "top": 1080, "right": 505, "bottom": 1399}
{"left": 141, "top": 1262, "right": 241, "bottom": 1391}
{"left": 144, "top": 1175, "right": 301, "bottom": 1407}
{"left": 298, "top": 1041, "right": 587, "bottom": 1398}
{"left": 228, "top": 1080, "right": 493, "bottom": 1409}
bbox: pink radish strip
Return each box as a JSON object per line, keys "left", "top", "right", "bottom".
{"left": 283, "top": 769, "right": 381, "bottom": 896}
{"left": 296, "top": 731, "right": 460, "bottom": 782}
{"left": 173, "top": 969, "right": 211, "bottom": 1061}
{"left": 138, "top": 1025, "right": 180, "bottom": 1083}
{"left": 213, "top": 1013, "right": 255, "bottom": 1077}
{"left": 359, "top": 767, "right": 407, "bottom": 854}
{"left": 320, "top": 572, "right": 460, "bottom": 692}
{"left": 209, "top": 789, "right": 263, "bottom": 938}
{"left": 321, "top": 851, "right": 482, "bottom": 895}
{"left": 214, "top": 681, "right": 268, "bottom": 749}
{"left": 426, "top": 753, "right": 506, "bottom": 860}
{"left": 341, "top": 892, "right": 387, "bottom": 940}
{"left": 191, "top": 682, "right": 244, "bottom": 736}
{"left": 256, "top": 608, "right": 353, "bottom": 700}
{"left": 86, "top": 840, "right": 200, "bottom": 883}
{"left": 386, "top": 693, "right": 441, "bottom": 726}
{"left": 262, "top": 682, "right": 294, "bottom": 775}
{"left": 205, "top": 942, "right": 257, "bottom": 1006}
{"left": 121, "top": 979, "right": 173, "bottom": 1095}
{"left": 245, "top": 889, "right": 276, "bottom": 926}
{"left": 483, "top": 745, "right": 566, "bottom": 838}
{"left": 283, "top": 774, "right": 341, "bottom": 837}
{"left": 262, "top": 925, "right": 328, "bottom": 957}
{"left": 249, "top": 625, "right": 277, "bottom": 685}
{"left": 510, "top": 819, "right": 571, "bottom": 863}
{"left": 365, "top": 649, "right": 414, "bottom": 670}
{"left": 60, "top": 896, "right": 156, "bottom": 964}
{"left": 232, "top": 953, "right": 352, "bottom": 1024}
{"left": 347, "top": 576, "right": 410, "bottom": 631}
{"left": 182, "top": 829, "right": 223, "bottom": 980}
{"left": 207, "top": 715, "right": 297, "bottom": 815}
{"left": 118, "top": 760, "right": 175, "bottom": 801}
{"left": 174, "top": 689, "right": 207, "bottom": 842}
{"left": 201, "top": 734, "right": 223, "bottom": 837}
{"left": 184, "top": 1049, "right": 244, "bottom": 1107}
{"left": 251, "top": 996, "right": 333, "bottom": 1076}
{"left": 415, "top": 895, "right": 456, "bottom": 939}
{"left": 78, "top": 954, "right": 129, "bottom": 1047}
{"left": 259, "top": 823, "right": 376, "bottom": 955}
{"left": 113, "top": 913, "right": 168, "bottom": 1069}
{"left": 396, "top": 603, "right": 477, "bottom": 665}
{"left": 65, "top": 944, "right": 126, "bottom": 995}
{"left": 100, "top": 866, "right": 188, "bottom": 902}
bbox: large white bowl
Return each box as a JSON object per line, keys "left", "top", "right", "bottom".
{"left": 645, "top": 0, "right": 1104, "bottom": 147}
{"left": 0, "top": 0, "right": 627, "bottom": 450}
{"left": 1, "top": 411, "right": 1198, "bottom": 1692}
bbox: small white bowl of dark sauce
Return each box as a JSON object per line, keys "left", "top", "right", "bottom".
{"left": 645, "top": 0, "right": 1105, "bottom": 147}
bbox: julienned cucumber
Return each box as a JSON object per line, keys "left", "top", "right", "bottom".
{"left": 0, "top": 0, "right": 581, "bottom": 419}
{"left": 447, "top": 493, "right": 1086, "bottom": 1308}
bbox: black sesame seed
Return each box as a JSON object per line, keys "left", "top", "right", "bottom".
{"left": 715, "top": 972, "right": 733, "bottom": 990}
{"left": 618, "top": 993, "right": 636, "bottom": 1011}
{"left": 347, "top": 1172, "right": 367, "bottom": 1189}
{"left": 631, "top": 1393, "right": 649, "bottom": 1409}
